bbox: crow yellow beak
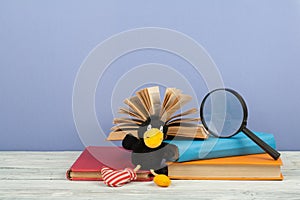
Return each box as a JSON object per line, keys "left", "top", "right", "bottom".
{"left": 144, "top": 128, "right": 164, "bottom": 148}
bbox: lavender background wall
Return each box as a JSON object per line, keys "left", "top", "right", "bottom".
{"left": 1, "top": 0, "right": 299, "bottom": 150}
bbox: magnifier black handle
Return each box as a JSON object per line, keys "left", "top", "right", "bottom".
{"left": 242, "top": 127, "right": 280, "bottom": 160}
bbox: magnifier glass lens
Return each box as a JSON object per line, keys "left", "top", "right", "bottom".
{"left": 201, "top": 90, "right": 245, "bottom": 137}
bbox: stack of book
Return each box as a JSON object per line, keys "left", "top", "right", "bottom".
{"left": 164, "top": 132, "right": 283, "bottom": 180}
{"left": 66, "top": 132, "right": 283, "bottom": 181}
{"left": 67, "top": 86, "right": 283, "bottom": 181}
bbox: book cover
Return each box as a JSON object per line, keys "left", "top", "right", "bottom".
{"left": 168, "top": 153, "right": 283, "bottom": 180}
{"left": 66, "top": 146, "right": 152, "bottom": 181}
{"left": 165, "top": 131, "right": 277, "bottom": 162}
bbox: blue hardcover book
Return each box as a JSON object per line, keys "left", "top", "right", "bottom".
{"left": 165, "top": 132, "right": 277, "bottom": 162}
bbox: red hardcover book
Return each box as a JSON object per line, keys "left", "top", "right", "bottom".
{"left": 66, "top": 146, "right": 152, "bottom": 181}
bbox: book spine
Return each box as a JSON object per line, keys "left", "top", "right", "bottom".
{"left": 66, "top": 169, "right": 72, "bottom": 180}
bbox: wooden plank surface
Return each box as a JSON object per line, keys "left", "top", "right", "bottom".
{"left": 0, "top": 151, "right": 299, "bottom": 200}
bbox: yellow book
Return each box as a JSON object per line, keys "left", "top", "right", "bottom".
{"left": 167, "top": 154, "right": 283, "bottom": 180}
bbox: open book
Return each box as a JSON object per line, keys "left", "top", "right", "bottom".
{"left": 107, "top": 86, "right": 208, "bottom": 140}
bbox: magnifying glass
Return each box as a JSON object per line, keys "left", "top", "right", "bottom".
{"left": 200, "top": 88, "right": 280, "bottom": 160}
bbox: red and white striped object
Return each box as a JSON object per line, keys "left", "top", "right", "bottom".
{"left": 101, "top": 166, "right": 137, "bottom": 187}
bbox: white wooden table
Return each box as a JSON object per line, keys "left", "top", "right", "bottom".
{"left": 0, "top": 151, "right": 299, "bottom": 200}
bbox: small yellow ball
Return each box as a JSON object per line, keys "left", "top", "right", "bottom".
{"left": 153, "top": 174, "right": 171, "bottom": 187}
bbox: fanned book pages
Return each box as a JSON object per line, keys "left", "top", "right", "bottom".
{"left": 107, "top": 86, "right": 208, "bottom": 141}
